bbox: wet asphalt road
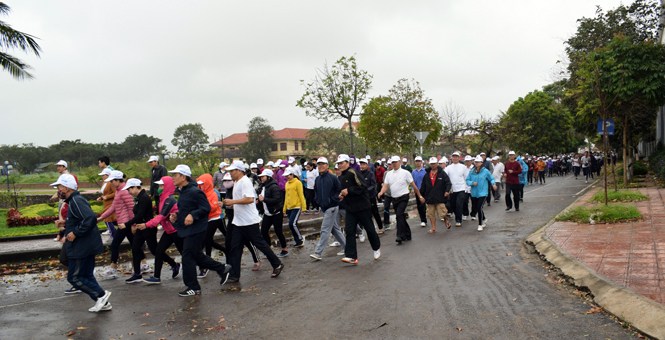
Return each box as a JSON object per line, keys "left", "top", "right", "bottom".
{"left": 0, "top": 174, "right": 639, "bottom": 339}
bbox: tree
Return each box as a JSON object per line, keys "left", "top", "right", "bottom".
{"left": 242, "top": 117, "right": 274, "bottom": 163}
{"left": 172, "top": 123, "right": 209, "bottom": 155}
{"left": 123, "top": 134, "right": 162, "bottom": 159}
{"left": 0, "top": 2, "right": 42, "bottom": 80}
{"left": 305, "top": 126, "right": 367, "bottom": 159}
{"left": 461, "top": 114, "right": 506, "bottom": 156}
{"left": 440, "top": 101, "right": 467, "bottom": 154}
{"left": 358, "top": 79, "right": 442, "bottom": 156}
{"left": 297, "top": 55, "right": 372, "bottom": 154}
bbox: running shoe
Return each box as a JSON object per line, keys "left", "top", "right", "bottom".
{"left": 341, "top": 257, "right": 358, "bottom": 264}
{"left": 219, "top": 264, "right": 232, "bottom": 285}
{"left": 470, "top": 216, "right": 477, "bottom": 220}
{"left": 477, "top": 225, "right": 484, "bottom": 232}
{"left": 143, "top": 276, "right": 161, "bottom": 284}
{"left": 141, "top": 263, "right": 153, "bottom": 274}
{"left": 336, "top": 251, "right": 345, "bottom": 256}
{"left": 88, "top": 291, "right": 111, "bottom": 312}
{"left": 310, "top": 253, "right": 322, "bottom": 261}
{"left": 384, "top": 225, "right": 392, "bottom": 231}
{"left": 178, "top": 289, "right": 201, "bottom": 297}
{"left": 101, "top": 230, "right": 111, "bottom": 235}
{"left": 358, "top": 230, "right": 366, "bottom": 243}
{"left": 294, "top": 241, "right": 305, "bottom": 248}
{"left": 100, "top": 267, "right": 117, "bottom": 279}
{"left": 197, "top": 269, "right": 208, "bottom": 279}
{"left": 373, "top": 248, "right": 381, "bottom": 260}
{"left": 455, "top": 222, "right": 462, "bottom": 227}
{"left": 329, "top": 241, "right": 341, "bottom": 247}
{"left": 64, "top": 287, "right": 82, "bottom": 294}
{"left": 420, "top": 222, "right": 426, "bottom": 227}
{"left": 125, "top": 274, "right": 143, "bottom": 284}
{"left": 171, "top": 262, "right": 181, "bottom": 279}
{"left": 277, "top": 250, "right": 289, "bottom": 257}
{"left": 100, "top": 302, "right": 112, "bottom": 311}
{"left": 462, "top": 216, "right": 468, "bottom": 221}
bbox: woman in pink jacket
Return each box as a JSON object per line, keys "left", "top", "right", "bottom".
{"left": 97, "top": 171, "right": 142, "bottom": 279}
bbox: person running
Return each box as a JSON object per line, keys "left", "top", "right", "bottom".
{"left": 466, "top": 156, "right": 497, "bottom": 232}
{"left": 526, "top": 158, "right": 534, "bottom": 184}
{"left": 572, "top": 154, "right": 581, "bottom": 180}
{"left": 546, "top": 158, "right": 554, "bottom": 177}
{"left": 581, "top": 151, "right": 592, "bottom": 183}
{"left": 310, "top": 157, "right": 346, "bottom": 260}
{"left": 444, "top": 152, "right": 468, "bottom": 227}
{"left": 420, "top": 157, "right": 452, "bottom": 232}
{"left": 258, "top": 169, "right": 288, "bottom": 257}
{"left": 224, "top": 161, "right": 284, "bottom": 282}
{"left": 503, "top": 151, "right": 522, "bottom": 212}
{"left": 148, "top": 156, "right": 168, "bottom": 209}
{"left": 122, "top": 178, "right": 157, "bottom": 284}
{"left": 375, "top": 159, "right": 386, "bottom": 203}
{"left": 167, "top": 165, "right": 232, "bottom": 297}
{"left": 491, "top": 156, "right": 504, "bottom": 203}
{"left": 379, "top": 156, "right": 425, "bottom": 244}
{"left": 52, "top": 174, "right": 112, "bottom": 312}
{"left": 537, "top": 157, "right": 547, "bottom": 184}
{"left": 213, "top": 162, "right": 229, "bottom": 199}
{"left": 304, "top": 162, "right": 319, "bottom": 213}
{"left": 463, "top": 155, "right": 474, "bottom": 220}
{"left": 411, "top": 156, "right": 428, "bottom": 228}
{"left": 96, "top": 168, "right": 117, "bottom": 238}
{"left": 283, "top": 168, "right": 307, "bottom": 247}
{"left": 337, "top": 154, "right": 381, "bottom": 263}
{"left": 197, "top": 173, "right": 229, "bottom": 277}
{"left": 141, "top": 176, "right": 182, "bottom": 285}
{"left": 359, "top": 158, "right": 383, "bottom": 234}
{"left": 517, "top": 156, "right": 528, "bottom": 202}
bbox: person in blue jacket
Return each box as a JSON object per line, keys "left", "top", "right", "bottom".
{"left": 466, "top": 156, "right": 497, "bottom": 232}
{"left": 517, "top": 156, "right": 528, "bottom": 202}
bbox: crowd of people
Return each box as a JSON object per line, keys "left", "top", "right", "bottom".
{"left": 50, "top": 150, "right": 610, "bottom": 312}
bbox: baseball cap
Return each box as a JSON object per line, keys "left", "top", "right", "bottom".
{"left": 250, "top": 163, "right": 257, "bottom": 169}
{"left": 282, "top": 169, "right": 294, "bottom": 177}
{"left": 122, "top": 178, "right": 142, "bottom": 190}
{"left": 377, "top": 160, "right": 382, "bottom": 165}
{"left": 480, "top": 152, "right": 486, "bottom": 156}
{"left": 358, "top": 158, "right": 368, "bottom": 164}
{"left": 452, "top": 152, "right": 460, "bottom": 157}
{"left": 381, "top": 158, "right": 386, "bottom": 162}
{"left": 439, "top": 157, "right": 449, "bottom": 164}
{"left": 257, "top": 158, "right": 264, "bottom": 164}
{"left": 50, "top": 174, "right": 77, "bottom": 190}
{"left": 167, "top": 165, "right": 192, "bottom": 177}
{"left": 222, "top": 173, "right": 232, "bottom": 181}
{"left": 105, "top": 170, "right": 124, "bottom": 182}
{"left": 196, "top": 179, "right": 204, "bottom": 184}
{"left": 508, "top": 151, "right": 516, "bottom": 155}
{"left": 219, "top": 162, "right": 228, "bottom": 168}
{"left": 266, "top": 161, "right": 274, "bottom": 167}
{"left": 474, "top": 156, "right": 483, "bottom": 162}
{"left": 366, "top": 155, "right": 371, "bottom": 159}
{"left": 279, "top": 162, "right": 286, "bottom": 168}
{"left": 147, "top": 156, "right": 159, "bottom": 163}
{"left": 259, "top": 169, "right": 273, "bottom": 177}
{"left": 55, "top": 160, "right": 68, "bottom": 168}
{"left": 336, "top": 154, "right": 350, "bottom": 163}
{"left": 317, "top": 157, "right": 328, "bottom": 164}
{"left": 154, "top": 179, "right": 165, "bottom": 185}
{"left": 226, "top": 160, "right": 246, "bottom": 171}
{"left": 334, "top": 164, "right": 338, "bottom": 169}
{"left": 390, "top": 156, "right": 400, "bottom": 163}
{"left": 415, "top": 156, "right": 423, "bottom": 161}
{"left": 429, "top": 157, "right": 438, "bottom": 164}
{"left": 98, "top": 168, "right": 112, "bottom": 176}
{"left": 492, "top": 156, "right": 500, "bottom": 161}
{"left": 464, "top": 155, "right": 473, "bottom": 161}
{"left": 288, "top": 157, "right": 295, "bottom": 163}
{"left": 402, "top": 158, "right": 407, "bottom": 162}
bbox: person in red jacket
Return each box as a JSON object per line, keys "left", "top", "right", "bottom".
{"left": 375, "top": 161, "right": 386, "bottom": 202}
{"left": 503, "top": 151, "right": 523, "bottom": 212}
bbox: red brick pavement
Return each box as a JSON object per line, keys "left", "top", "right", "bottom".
{"left": 546, "top": 187, "right": 665, "bottom": 305}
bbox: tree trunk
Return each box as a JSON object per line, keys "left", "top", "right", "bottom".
{"left": 623, "top": 114, "right": 628, "bottom": 185}
{"left": 348, "top": 117, "right": 354, "bottom": 155}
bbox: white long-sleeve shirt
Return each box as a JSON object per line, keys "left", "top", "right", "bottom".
{"left": 445, "top": 163, "right": 468, "bottom": 193}
{"left": 492, "top": 162, "right": 505, "bottom": 183}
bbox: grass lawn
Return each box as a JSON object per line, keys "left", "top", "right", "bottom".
{"left": 0, "top": 200, "right": 108, "bottom": 237}
{"left": 555, "top": 204, "right": 641, "bottom": 224}
{"left": 589, "top": 190, "right": 649, "bottom": 203}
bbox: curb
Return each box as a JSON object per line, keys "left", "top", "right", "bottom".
{"left": 525, "top": 184, "right": 665, "bottom": 340}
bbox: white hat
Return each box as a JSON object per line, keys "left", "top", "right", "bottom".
{"left": 266, "top": 161, "right": 275, "bottom": 167}
{"left": 50, "top": 174, "right": 77, "bottom": 190}
{"left": 197, "top": 179, "right": 204, "bottom": 184}
{"left": 415, "top": 156, "right": 423, "bottom": 161}
{"left": 219, "top": 162, "right": 228, "bottom": 169}
{"left": 259, "top": 169, "right": 273, "bottom": 177}
{"left": 288, "top": 157, "right": 296, "bottom": 163}
{"left": 334, "top": 164, "right": 338, "bottom": 169}
{"left": 452, "top": 152, "right": 460, "bottom": 157}
{"left": 508, "top": 151, "right": 516, "bottom": 155}
{"left": 366, "top": 155, "right": 371, "bottom": 160}
{"left": 387, "top": 156, "right": 398, "bottom": 163}
{"left": 377, "top": 160, "right": 382, "bottom": 165}
{"left": 492, "top": 156, "right": 500, "bottom": 161}
{"left": 250, "top": 163, "right": 257, "bottom": 169}
{"left": 429, "top": 157, "right": 438, "bottom": 164}
{"left": 464, "top": 155, "right": 473, "bottom": 162}
{"left": 480, "top": 152, "right": 486, "bottom": 156}
{"left": 336, "top": 154, "right": 350, "bottom": 163}
{"left": 55, "top": 160, "right": 68, "bottom": 168}
{"left": 257, "top": 158, "right": 264, "bottom": 164}
{"left": 402, "top": 158, "right": 407, "bottom": 162}
{"left": 98, "top": 168, "right": 112, "bottom": 176}
{"left": 381, "top": 158, "right": 386, "bottom": 162}
{"left": 167, "top": 165, "right": 192, "bottom": 177}
{"left": 474, "top": 156, "right": 483, "bottom": 162}
{"left": 105, "top": 170, "right": 124, "bottom": 182}
{"left": 358, "top": 158, "right": 368, "bottom": 164}
{"left": 282, "top": 169, "right": 294, "bottom": 177}
{"left": 316, "top": 157, "right": 328, "bottom": 164}
{"left": 122, "top": 178, "right": 142, "bottom": 190}
{"left": 147, "top": 156, "right": 159, "bottom": 163}
{"left": 243, "top": 163, "right": 250, "bottom": 170}
{"left": 439, "top": 157, "right": 449, "bottom": 164}
{"left": 279, "top": 162, "right": 286, "bottom": 168}
{"left": 154, "top": 179, "right": 165, "bottom": 185}
{"left": 222, "top": 173, "right": 232, "bottom": 181}
{"left": 226, "top": 160, "right": 245, "bottom": 172}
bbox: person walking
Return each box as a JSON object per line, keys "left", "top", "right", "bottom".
{"left": 503, "top": 151, "right": 523, "bottom": 212}
{"left": 411, "top": 156, "right": 428, "bottom": 228}
{"left": 572, "top": 154, "right": 581, "bottom": 180}
{"left": 379, "top": 156, "right": 425, "bottom": 244}
{"left": 212, "top": 162, "right": 229, "bottom": 199}
{"left": 283, "top": 168, "right": 307, "bottom": 247}
{"left": 197, "top": 173, "right": 229, "bottom": 276}
{"left": 122, "top": 178, "right": 157, "bottom": 284}
{"left": 304, "top": 162, "right": 319, "bottom": 213}
{"left": 581, "top": 151, "right": 592, "bottom": 183}
{"left": 444, "top": 152, "right": 469, "bottom": 227}
{"left": 490, "top": 156, "right": 504, "bottom": 203}
{"left": 419, "top": 157, "right": 452, "bottom": 232}
{"left": 148, "top": 156, "right": 168, "bottom": 209}
{"left": 96, "top": 168, "right": 117, "bottom": 238}
{"left": 310, "top": 157, "right": 346, "bottom": 260}
{"left": 359, "top": 158, "right": 383, "bottom": 234}
{"left": 537, "top": 157, "right": 547, "bottom": 184}
{"left": 258, "top": 169, "right": 288, "bottom": 257}
{"left": 466, "top": 156, "right": 497, "bottom": 232}
{"left": 517, "top": 156, "right": 528, "bottom": 202}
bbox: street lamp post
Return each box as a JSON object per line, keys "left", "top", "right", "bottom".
{"left": 2, "top": 161, "right": 11, "bottom": 192}
{"left": 161, "top": 152, "right": 170, "bottom": 166}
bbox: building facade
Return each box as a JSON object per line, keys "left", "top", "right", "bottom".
{"left": 210, "top": 128, "right": 310, "bottom": 162}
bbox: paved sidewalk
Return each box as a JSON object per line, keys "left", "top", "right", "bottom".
{"left": 545, "top": 187, "right": 665, "bottom": 305}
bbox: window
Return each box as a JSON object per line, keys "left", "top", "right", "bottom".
{"left": 272, "top": 143, "right": 277, "bottom": 151}
{"left": 294, "top": 141, "right": 298, "bottom": 151}
{"left": 302, "top": 141, "right": 306, "bottom": 150}
{"left": 280, "top": 143, "right": 287, "bottom": 151}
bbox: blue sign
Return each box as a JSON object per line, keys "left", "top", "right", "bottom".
{"left": 597, "top": 119, "right": 614, "bottom": 136}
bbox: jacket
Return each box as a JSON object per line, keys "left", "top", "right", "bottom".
{"left": 338, "top": 167, "right": 371, "bottom": 213}
{"left": 517, "top": 157, "right": 528, "bottom": 186}
{"left": 64, "top": 191, "right": 104, "bottom": 259}
{"left": 99, "top": 182, "right": 135, "bottom": 224}
{"left": 261, "top": 177, "right": 283, "bottom": 215}
{"left": 145, "top": 176, "right": 179, "bottom": 234}
{"left": 283, "top": 177, "right": 306, "bottom": 213}
{"left": 124, "top": 189, "right": 154, "bottom": 227}
{"left": 375, "top": 166, "right": 386, "bottom": 183}
{"left": 198, "top": 173, "right": 222, "bottom": 220}
{"left": 419, "top": 168, "right": 452, "bottom": 204}
{"left": 100, "top": 180, "right": 117, "bottom": 223}
{"left": 360, "top": 169, "right": 378, "bottom": 198}
{"left": 314, "top": 170, "right": 340, "bottom": 212}
{"left": 150, "top": 164, "right": 168, "bottom": 197}
{"left": 466, "top": 167, "right": 496, "bottom": 198}
{"left": 175, "top": 180, "right": 211, "bottom": 237}
{"left": 212, "top": 169, "right": 228, "bottom": 194}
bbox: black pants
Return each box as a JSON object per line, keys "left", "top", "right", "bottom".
{"left": 59, "top": 243, "right": 69, "bottom": 267}
{"left": 132, "top": 227, "right": 158, "bottom": 275}
{"left": 344, "top": 210, "right": 381, "bottom": 259}
{"left": 182, "top": 230, "right": 228, "bottom": 291}
{"left": 486, "top": 181, "right": 493, "bottom": 206}
{"left": 111, "top": 225, "right": 135, "bottom": 264}
{"left": 305, "top": 188, "right": 318, "bottom": 210}
{"left": 492, "top": 181, "right": 501, "bottom": 201}
{"left": 369, "top": 196, "right": 382, "bottom": 230}
{"left": 204, "top": 218, "right": 227, "bottom": 258}
{"left": 449, "top": 191, "right": 465, "bottom": 223}
{"left": 261, "top": 212, "right": 287, "bottom": 248}
{"left": 538, "top": 171, "right": 546, "bottom": 183}
{"left": 393, "top": 195, "right": 410, "bottom": 240}
{"left": 154, "top": 231, "right": 182, "bottom": 279}
{"left": 463, "top": 193, "right": 470, "bottom": 217}
{"left": 519, "top": 184, "right": 524, "bottom": 200}
{"left": 505, "top": 183, "right": 520, "bottom": 210}
{"left": 225, "top": 222, "right": 259, "bottom": 278}
{"left": 383, "top": 196, "right": 393, "bottom": 226}
{"left": 471, "top": 196, "right": 486, "bottom": 225}
{"left": 415, "top": 195, "right": 427, "bottom": 223}
{"left": 527, "top": 170, "right": 533, "bottom": 184}
{"left": 230, "top": 223, "right": 281, "bottom": 279}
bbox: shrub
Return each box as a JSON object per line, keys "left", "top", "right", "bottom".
{"left": 589, "top": 190, "right": 649, "bottom": 202}
{"left": 617, "top": 162, "right": 648, "bottom": 177}
{"left": 648, "top": 142, "right": 665, "bottom": 182}
{"left": 556, "top": 204, "right": 641, "bottom": 223}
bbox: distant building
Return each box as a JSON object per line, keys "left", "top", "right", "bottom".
{"left": 210, "top": 128, "right": 310, "bottom": 162}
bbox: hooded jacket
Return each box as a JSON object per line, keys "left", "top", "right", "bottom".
{"left": 64, "top": 191, "right": 104, "bottom": 259}
{"left": 150, "top": 164, "right": 168, "bottom": 197}
{"left": 125, "top": 188, "right": 154, "bottom": 227}
{"left": 420, "top": 167, "right": 452, "bottom": 204}
{"left": 283, "top": 177, "right": 307, "bottom": 213}
{"left": 349, "top": 155, "right": 361, "bottom": 172}
{"left": 146, "top": 176, "right": 179, "bottom": 234}
{"left": 314, "top": 170, "right": 340, "bottom": 212}
{"left": 517, "top": 157, "right": 528, "bottom": 186}
{"left": 175, "top": 180, "right": 211, "bottom": 237}
{"left": 99, "top": 182, "right": 135, "bottom": 224}
{"left": 339, "top": 167, "right": 371, "bottom": 213}
{"left": 261, "top": 177, "right": 283, "bottom": 215}
{"left": 198, "top": 173, "right": 222, "bottom": 220}
{"left": 360, "top": 168, "right": 378, "bottom": 198}
{"left": 466, "top": 167, "right": 496, "bottom": 198}
{"left": 275, "top": 160, "right": 289, "bottom": 191}
{"left": 212, "top": 169, "right": 228, "bottom": 194}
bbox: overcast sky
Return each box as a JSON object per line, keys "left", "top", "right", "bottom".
{"left": 1, "top": 0, "right": 626, "bottom": 150}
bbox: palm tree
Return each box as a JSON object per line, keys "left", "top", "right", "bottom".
{"left": 0, "top": 2, "right": 41, "bottom": 80}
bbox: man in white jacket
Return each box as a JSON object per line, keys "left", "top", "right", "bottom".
{"left": 491, "top": 156, "right": 505, "bottom": 203}
{"left": 444, "top": 152, "right": 468, "bottom": 227}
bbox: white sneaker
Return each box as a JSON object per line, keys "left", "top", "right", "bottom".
{"left": 470, "top": 216, "right": 477, "bottom": 221}
{"left": 477, "top": 225, "right": 484, "bottom": 232}
{"left": 141, "top": 264, "right": 153, "bottom": 274}
{"left": 53, "top": 238, "right": 59, "bottom": 242}
{"left": 100, "top": 302, "right": 112, "bottom": 311}
{"left": 309, "top": 253, "right": 322, "bottom": 261}
{"left": 359, "top": 230, "right": 366, "bottom": 243}
{"left": 101, "top": 230, "right": 111, "bottom": 235}
{"left": 420, "top": 222, "right": 426, "bottom": 227}
{"left": 482, "top": 219, "right": 487, "bottom": 225}
{"left": 455, "top": 222, "right": 462, "bottom": 227}
{"left": 158, "top": 225, "right": 163, "bottom": 230}
{"left": 101, "top": 267, "right": 117, "bottom": 279}
{"left": 373, "top": 248, "right": 381, "bottom": 260}
{"left": 329, "top": 241, "right": 341, "bottom": 247}
{"left": 336, "top": 251, "right": 345, "bottom": 256}
{"left": 88, "top": 290, "right": 112, "bottom": 312}
{"left": 462, "top": 216, "right": 467, "bottom": 221}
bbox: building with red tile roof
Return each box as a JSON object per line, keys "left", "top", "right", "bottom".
{"left": 210, "top": 128, "right": 310, "bottom": 161}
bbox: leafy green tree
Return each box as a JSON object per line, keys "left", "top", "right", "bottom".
{"left": 358, "top": 79, "right": 441, "bottom": 157}
{"left": 0, "top": 2, "right": 41, "bottom": 80}
{"left": 242, "top": 117, "right": 274, "bottom": 163}
{"left": 304, "top": 126, "right": 368, "bottom": 159}
{"left": 172, "top": 123, "right": 209, "bottom": 155}
{"left": 122, "top": 134, "right": 163, "bottom": 159}
{"left": 297, "top": 55, "right": 372, "bottom": 154}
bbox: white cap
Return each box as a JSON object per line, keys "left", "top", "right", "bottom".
{"left": 508, "top": 151, "right": 516, "bottom": 155}
{"left": 50, "top": 174, "right": 77, "bottom": 190}
{"left": 390, "top": 156, "right": 400, "bottom": 163}
{"left": 366, "top": 155, "right": 371, "bottom": 159}
{"left": 147, "top": 156, "right": 159, "bottom": 163}
{"left": 226, "top": 160, "right": 246, "bottom": 172}
{"left": 334, "top": 164, "right": 338, "bottom": 169}
{"left": 223, "top": 173, "right": 232, "bottom": 181}
{"left": 358, "top": 158, "right": 368, "bottom": 164}
{"left": 452, "top": 152, "right": 460, "bottom": 157}
{"left": 197, "top": 180, "right": 204, "bottom": 184}
{"left": 402, "top": 158, "right": 407, "bottom": 162}
{"left": 259, "top": 169, "right": 273, "bottom": 177}
{"left": 381, "top": 158, "right": 386, "bottom": 162}
{"left": 105, "top": 170, "right": 124, "bottom": 182}
{"left": 480, "top": 152, "right": 486, "bottom": 156}
{"left": 122, "top": 178, "right": 142, "bottom": 190}
{"left": 154, "top": 179, "right": 165, "bottom": 185}
{"left": 219, "top": 162, "right": 228, "bottom": 169}
{"left": 55, "top": 160, "right": 68, "bottom": 168}
{"left": 474, "top": 156, "right": 483, "bottom": 162}
{"left": 243, "top": 163, "right": 250, "bottom": 170}
{"left": 279, "top": 162, "right": 286, "bottom": 168}
{"left": 317, "top": 157, "right": 328, "bottom": 164}
{"left": 439, "top": 157, "right": 448, "bottom": 164}
{"left": 377, "top": 160, "right": 382, "bottom": 165}
{"left": 336, "top": 154, "right": 350, "bottom": 163}
{"left": 464, "top": 155, "right": 473, "bottom": 162}
{"left": 415, "top": 156, "right": 423, "bottom": 162}
{"left": 282, "top": 169, "right": 294, "bottom": 177}
{"left": 257, "top": 158, "right": 264, "bottom": 164}
{"left": 98, "top": 168, "right": 112, "bottom": 176}
{"left": 288, "top": 157, "right": 296, "bottom": 163}
{"left": 167, "top": 165, "right": 192, "bottom": 177}
{"left": 250, "top": 163, "right": 257, "bottom": 169}
{"left": 492, "top": 156, "right": 500, "bottom": 161}
{"left": 266, "top": 161, "right": 274, "bottom": 167}
{"left": 429, "top": 157, "right": 438, "bottom": 164}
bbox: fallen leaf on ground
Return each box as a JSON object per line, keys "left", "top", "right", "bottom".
{"left": 513, "top": 298, "right": 517, "bottom": 302}
{"left": 128, "top": 332, "right": 135, "bottom": 335}
{"left": 456, "top": 327, "right": 462, "bottom": 331}
{"left": 204, "top": 328, "right": 213, "bottom": 331}
{"left": 146, "top": 330, "right": 155, "bottom": 334}
{"left": 638, "top": 334, "right": 645, "bottom": 338}
{"left": 506, "top": 253, "right": 513, "bottom": 256}
{"left": 141, "top": 323, "right": 148, "bottom": 326}
{"left": 67, "top": 331, "right": 76, "bottom": 336}
{"left": 76, "top": 326, "right": 87, "bottom": 330}
{"left": 584, "top": 306, "right": 603, "bottom": 314}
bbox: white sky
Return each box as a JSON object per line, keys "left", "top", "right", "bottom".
{"left": 0, "top": 0, "right": 626, "bottom": 150}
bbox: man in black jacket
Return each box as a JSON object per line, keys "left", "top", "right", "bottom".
{"left": 148, "top": 156, "right": 168, "bottom": 208}
{"left": 359, "top": 158, "right": 383, "bottom": 234}
{"left": 122, "top": 178, "right": 157, "bottom": 284}
{"left": 258, "top": 169, "right": 288, "bottom": 257}
{"left": 420, "top": 157, "right": 452, "bottom": 232}
{"left": 310, "top": 157, "right": 345, "bottom": 261}
{"left": 336, "top": 154, "right": 381, "bottom": 264}
{"left": 167, "top": 165, "right": 231, "bottom": 297}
